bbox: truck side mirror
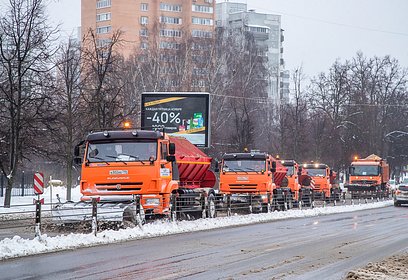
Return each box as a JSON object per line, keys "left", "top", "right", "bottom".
{"left": 74, "top": 146, "right": 80, "bottom": 157}
{"left": 330, "top": 170, "right": 333, "bottom": 177}
{"left": 214, "top": 160, "right": 220, "bottom": 173}
{"left": 166, "top": 155, "right": 176, "bottom": 162}
{"left": 169, "top": 143, "right": 176, "bottom": 155}
{"left": 349, "top": 166, "right": 354, "bottom": 175}
{"left": 73, "top": 145, "right": 83, "bottom": 165}
{"left": 271, "top": 161, "right": 276, "bottom": 173}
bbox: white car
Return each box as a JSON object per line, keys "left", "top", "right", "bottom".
{"left": 394, "top": 178, "right": 408, "bottom": 206}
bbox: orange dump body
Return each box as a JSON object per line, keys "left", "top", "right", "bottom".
{"left": 169, "top": 136, "right": 216, "bottom": 189}
{"left": 273, "top": 158, "right": 287, "bottom": 187}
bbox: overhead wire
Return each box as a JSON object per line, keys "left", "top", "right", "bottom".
{"left": 248, "top": 4, "right": 408, "bottom": 37}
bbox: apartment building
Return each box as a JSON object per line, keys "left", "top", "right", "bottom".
{"left": 216, "top": 1, "right": 286, "bottom": 108}
{"left": 82, "top": 0, "right": 216, "bottom": 58}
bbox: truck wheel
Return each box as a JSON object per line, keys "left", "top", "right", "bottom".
{"left": 206, "top": 193, "right": 217, "bottom": 218}
{"left": 394, "top": 201, "right": 400, "bottom": 207}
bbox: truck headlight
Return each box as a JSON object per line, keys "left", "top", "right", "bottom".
{"left": 145, "top": 198, "right": 161, "bottom": 206}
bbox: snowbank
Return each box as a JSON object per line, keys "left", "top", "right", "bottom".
{"left": 0, "top": 200, "right": 392, "bottom": 260}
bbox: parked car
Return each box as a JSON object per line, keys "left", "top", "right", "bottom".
{"left": 394, "top": 178, "right": 408, "bottom": 206}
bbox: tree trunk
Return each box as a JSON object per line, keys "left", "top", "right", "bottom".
{"left": 4, "top": 177, "right": 14, "bottom": 208}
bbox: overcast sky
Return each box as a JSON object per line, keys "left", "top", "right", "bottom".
{"left": 2, "top": 0, "right": 408, "bottom": 77}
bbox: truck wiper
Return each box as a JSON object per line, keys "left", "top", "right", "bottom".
{"left": 246, "top": 168, "right": 261, "bottom": 174}
{"left": 105, "top": 155, "right": 128, "bottom": 165}
{"left": 234, "top": 168, "right": 248, "bottom": 174}
{"left": 88, "top": 156, "right": 110, "bottom": 165}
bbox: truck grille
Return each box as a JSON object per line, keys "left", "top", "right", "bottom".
{"left": 95, "top": 182, "right": 143, "bottom": 191}
{"left": 229, "top": 184, "right": 258, "bottom": 192}
{"left": 351, "top": 180, "right": 377, "bottom": 185}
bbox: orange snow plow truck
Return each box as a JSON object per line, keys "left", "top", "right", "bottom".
{"left": 345, "top": 154, "right": 390, "bottom": 198}
{"left": 301, "top": 163, "right": 341, "bottom": 202}
{"left": 217, "top": 152, "right": 287, "bottom": 212}
{"left": 53, "top": 129, "right": 217, "bottom": 224}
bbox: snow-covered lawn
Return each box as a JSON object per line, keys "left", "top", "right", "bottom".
{"left": 0, "top": 189, "right": 393, "bottom": 260}
{"left": 0, "top": 186, "right": 82, "bottom": 216}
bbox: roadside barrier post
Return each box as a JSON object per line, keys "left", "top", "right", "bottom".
{"left": 201, "top": 193, "right": 206, "bottom": 219}
{"left": 135, "top": 195, "right": 142, "bottom": 227}
{"left": 171, "top": 194, "right": 177, "bottom": 222}
{"left": 92, "top": 198, "right": 98, "bottom": 236}
{"left": 227, "top": 194, "right": 231, "bottom": 216}
{"left": 35, "top": 198, "right": 42, "bottom": 238}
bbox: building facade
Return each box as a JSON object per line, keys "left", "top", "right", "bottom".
{"left": 81, "top": 0, "right": 216, "bottom": 58}
{"left": 215, "top": 1, "right": 286, "bottom": 108}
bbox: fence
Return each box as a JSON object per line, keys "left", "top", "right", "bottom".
{"left": 0, "top": 192, "right": 393, "bottom": 240}
{"left": 0, "top": 172, "right": 36, "bottom": 197}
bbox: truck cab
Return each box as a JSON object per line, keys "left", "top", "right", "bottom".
{"left": 219, "top": 152, "right": 273, "bottom": 196}
{"left": 76, "top": 130, "right": 178, "bottom": 216}
{"left": 302, "top": 163, "right": 332, "bottom": 200}
{"left": 345, "top": 154, "right": 390, "bottom": 198}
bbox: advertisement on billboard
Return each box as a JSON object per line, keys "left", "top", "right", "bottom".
{"left": 141, "top": 92, "right": 210, "bottom": 147}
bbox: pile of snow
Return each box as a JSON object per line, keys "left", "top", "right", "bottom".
{"left": 0, "top": 200, "right": 392, "bottom": 260}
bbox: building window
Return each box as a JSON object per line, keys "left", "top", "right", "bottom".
{"left": 204, "top": 0, "right": 213, "bottom": 3}
{"left": 160, "top": 16, "right": 182, "bottom": 25}
{"left": 160, "top": 3, "right": 182, "bottom": 12}
{"left": 159, "top": 41, "right": 180, "bottom": 50}
{"left": 192, "top": 30, "right": 212, "bottom": 38}
{"left": 247, "top": 26, "right": 270, "bottom": 33}
{"left": 160, "top": 29, "right": 182, "bottom": 38}
{"left": 140, "top": 16, "right": 148, "bottom": 25}
{"left": 192, "top": 68, "right": 208, "bottom": 76}
{"left": 141, "top": 3, "right": 148, "bottom": 11}
{"left": 96, "top": 25, "right": 112, "bottom": 34}
{"left": 192, "top": 4, "right": 213, "bottom": 13}
{"left": 96, "top": 0, "right": 111, "bottom": 9}
{"left": 96, "top": 12, "right": 111, "bottom": 22}
{"left": 141, "top": 42, "right": 148, "bottom": 49}
{"left": 97, "top": 38, "right": 112, "bottom": 47}
{"left": 192, "top": 17, "right": 213, "bottom": 26}
{"left": 140, "top": 29, "right": 148, "bottom": 37}
{"left": 192, "top": 80, "right": 207, "bottom": 88}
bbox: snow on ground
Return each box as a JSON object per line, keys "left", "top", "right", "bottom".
{"left": 0, "top": 186, "right": 82, "bottom": 217}
{"left": 0, "top": 198, "right": 393, "bottom": 260}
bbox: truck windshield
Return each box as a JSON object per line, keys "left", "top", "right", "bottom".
{"left": 351, "top": 165, "right": 379, "bottom": 176}
{"left": 306, "top": 168, "right": 326, "bottom": 177}
{"left": 285, "top": 166, "right": 294, "bottom": 176}
{"left": 223, "top": 160, "right": 266, "bottom": 172}
{"left": 87, "top": 141, "right": 157, "bottom": 162}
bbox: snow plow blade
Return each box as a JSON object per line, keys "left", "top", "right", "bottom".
{"left": 52, "top": 197, "right": 143, "bottom": 224}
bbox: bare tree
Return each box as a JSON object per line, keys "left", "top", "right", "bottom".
{"left": 0, "top": 0, "right": 57, "bottom": 207}
{"left": 45, "top": 38, "right": 83, "bottom": 200}
{"left": 81, "top": 29, "right": 127, "bottom": 129}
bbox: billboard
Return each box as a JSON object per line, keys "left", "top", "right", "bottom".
{"left": 141, "top": 92, "right": 210, "bottom": 147}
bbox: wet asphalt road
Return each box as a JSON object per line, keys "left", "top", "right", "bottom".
{"left": 0, "top": 205, "right": 407, "bottom": 280}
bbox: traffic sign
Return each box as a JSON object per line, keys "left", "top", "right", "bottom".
{"left": 34, "top": 172, "right": 44, "bottom": 195}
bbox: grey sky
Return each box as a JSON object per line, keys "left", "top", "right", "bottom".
{"left": 2, "top": 0, "right": 407, "bottom": 77}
